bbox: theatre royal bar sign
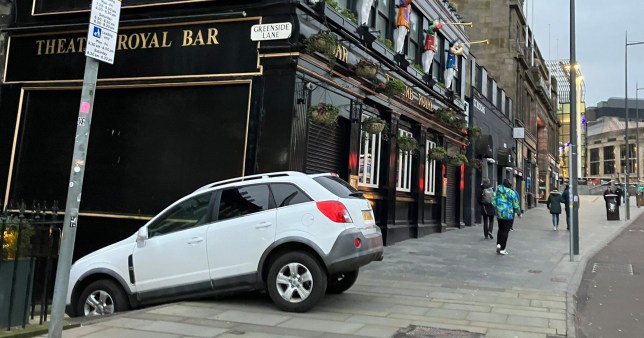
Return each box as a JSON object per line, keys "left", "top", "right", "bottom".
{"left": 4, "top": 18, "right": 261, "bottom": 83}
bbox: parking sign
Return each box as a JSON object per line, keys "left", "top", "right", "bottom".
{"left": 85, "top": 0, "right": 121, "bottom": 64}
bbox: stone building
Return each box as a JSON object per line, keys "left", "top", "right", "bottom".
{"left": 453, "top": 0, "right": 559, "bottom": 207}
{"left": 586, "top": 98, "right": 644, "bottom": 184}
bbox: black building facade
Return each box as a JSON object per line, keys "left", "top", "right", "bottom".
{"left": 0, "top": 0, "right": 471, "bottom": 258}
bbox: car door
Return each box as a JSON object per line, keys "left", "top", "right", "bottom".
{"left": 207, "top": 184, "right": 276, "bottom": 281}
{"left": 132, "top": 192, "right": 213, "bottom": 298}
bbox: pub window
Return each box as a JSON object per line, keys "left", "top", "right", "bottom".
{"left": 487, "top": 77, "right": 494, "bottom": 99}
{"left": 432, "top": 35, "right": 445, "bottom": 81}
{"left": 375, "top": 0, "right": 392, "bottom": 40}
{"left": 424, "top": 140, "right": 436, "bottom": 195}
{"left": 359, "top": 114, "right": 383, "bottom": 188}
{"left": 590, "top": 148, "right": 600, "bottom": 176}
{"left": 620, "top": 144, "right": 636, "bottom": 173}
{"left": 475, "top": 65, "right": 483, "bottom": 92}
{"left": 603, "top": 146, "right": 615, "bottom": 175}
{"left": 407, "top": 9, "right": 421, "bottom": 62}
{"left": 396, "top": 129, "right": 414, "bottom": 192}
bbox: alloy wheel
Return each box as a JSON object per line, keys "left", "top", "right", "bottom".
{"left": 275, "top": 262, "right": 313, "bottom": 303}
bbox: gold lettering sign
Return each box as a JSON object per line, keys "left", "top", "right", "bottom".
{"left": 384, "top": 74, "right": 433, "bottom": 111}
{"left": 334, "top": 45, "right": 349, "bottom": 63}
{"left": 35, "top": 28, "right": 219, "bottom": 56}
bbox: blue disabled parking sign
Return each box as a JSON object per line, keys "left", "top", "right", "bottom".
{"left": 93, "top": 26, "right": 102, "bottom": 38}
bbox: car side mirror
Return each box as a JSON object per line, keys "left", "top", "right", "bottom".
{"left": 137, "top": 227, "right": 148, "bottom": 243}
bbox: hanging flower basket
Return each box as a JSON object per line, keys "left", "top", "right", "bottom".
{"left": 397, "top": 135, "right": 418, "bottom": 152}
{"left": 306, "top": 31, "right": 338, "bottom": 65}
{"left": 355, "top": 60, "right": 378, "bottom": 80}
{"left": 468, "top": 158, "right": 483, "bottom": 170}
{"left": 308, "top": 103, "right": 340, "bottom": 126}
{"left": 362, "top": 116, "right": 386, "bottom": 134}
{"left": 429, "top": 146, "right": 448, "bottom": 161}
{"left": 384, "top": 79, "right": 406, "bottom": 98}
{"left": 448, "top": 153, "right": 469, "bottom": 166}
{"left": 467, "top": 126, "right": 482, "bottom": 139}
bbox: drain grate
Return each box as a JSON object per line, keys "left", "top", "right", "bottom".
{"left": 592, "top": 263, "right": 634, "bottom": 276}
{"left": 395, "top": 326, "right": 483, "bottom": 338}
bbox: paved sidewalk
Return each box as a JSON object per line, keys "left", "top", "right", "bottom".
{"left": 51, "top": 196, "right": 642, "bottom": 338}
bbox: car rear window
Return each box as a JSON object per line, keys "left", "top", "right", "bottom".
{"left": 313, "top": 176, "right": 365, "bottom": 199}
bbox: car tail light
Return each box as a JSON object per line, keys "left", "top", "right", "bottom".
{"left": 316, "top": 201, "right": 353, "bottom": 223}
{"left": 354, "top": 238, "right": 362, "bottom": 248}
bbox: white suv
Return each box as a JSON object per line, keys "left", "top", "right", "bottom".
{"left": 66, "top": 172, "right": 383, "bottom": 316}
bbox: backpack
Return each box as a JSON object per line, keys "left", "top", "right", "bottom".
{"left": 482, "top": 187, "right": 494, "bottom": 205}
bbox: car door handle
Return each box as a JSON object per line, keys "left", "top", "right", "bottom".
{"left": 255, "top": 221, "right": 273, "bottom": 229}
{"left": 187, "top": 237, "right": 204, "bottom": 245}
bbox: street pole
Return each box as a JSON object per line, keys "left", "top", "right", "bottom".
{"left": 48, "top": 57, "right": 99, "bottom": 338}
{"left": 49, "top": 1, "right": 121, "bottom": 336}
{"left": 625, "top": 32, "right": 630, "bottom": 221}
{"left": 569, "top": 0, "right": 579, "bottom": 256}
{"left": 636, "top": 82, "right": 641, "bottom": 184}
{"left": 569, "top": 147, "right": 573, "bottom": 262}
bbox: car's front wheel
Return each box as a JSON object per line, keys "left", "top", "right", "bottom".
{"left": 266, "top": 251, "right": 327, "bottom": 312}
{"left": 326, "top": 269, "right": 359, "bottom": 294}
{"left": 76, "top": 279, "right": 129, "bottom": 317}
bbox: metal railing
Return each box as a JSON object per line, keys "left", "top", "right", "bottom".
{"left": 0, "top": 201, "right": 63, "bottom": 330}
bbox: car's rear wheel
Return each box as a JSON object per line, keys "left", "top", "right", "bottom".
{"left": 76, "top": 279, "right": 129, "bottom": 317}
{"left": 266, "top": 251, "right": 326, "bottom": 312}
{"left": 326, "top": 269, "right": 359, "bottom": 294}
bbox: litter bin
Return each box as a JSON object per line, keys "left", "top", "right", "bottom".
{"left": 605, "top": 194, "right": 620, "bottom": 221}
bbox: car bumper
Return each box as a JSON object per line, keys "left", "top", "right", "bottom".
{"left": 325, "top": 228, "right": 384, "bottom": 274}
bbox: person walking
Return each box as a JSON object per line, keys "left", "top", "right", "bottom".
{"left": 546, "top": 188, "right": 564, "bottom": 231}
{"left": 492, "top": 179, "right": 521, "bottom": 255}
{"left": 477, "top": 178, "right": 495, "bottom": 239}
{"left": 561, "top": 185, "right": 571, "bottom": 230}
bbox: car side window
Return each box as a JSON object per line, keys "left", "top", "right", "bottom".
{"left": 271, "top": 183, "right": 312, "bottom": 207}
{"left": 148, "top": 193, "right": 212, "bottom": 238}
{"left": 218, "top": 184, "right": 273, "bottom": 221}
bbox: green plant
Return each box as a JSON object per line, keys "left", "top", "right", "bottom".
{"left": 413, "top": 63, "right": 424, "bottom": 73}
{"left": 377, "top": 36, "right": 395, "bottom": 51}
{"left": 467, "top": 126, "right": 482, "bottom": 138}
{"left": 340, "top": 9, "right": 358, "bottom": 24}
{"left": 468, "top": 158, "right": 483, "bottom": 170}
{"left": 384, "top": 79, "right": 406, "bottom": 98}
{"left": 428, "top": 146, "right": 448, "bottom": 161}
{"left": 324, "top": 0, "right": 339, "bottom": 8}
{"left": 355, "top": 59, "right": 378, "bottom": 80}
{"left": 306, "top": 31, "right": 338, "bottom": 67}
{"left": 448, "top": 153, "right": 469, "bottom": 166}
{"left": 362, "top": 116, "right": 386, "bottom": 134}
{"left": 435, "top": 108, "right": 466, "bottom": 129}
{"left": 1, "top": 216, "right": 33, "bottom": 260}
{"left": 397, "top": 135, "right": 418, "bottom": 152}
{"left": 308, "top": 103, "right": 340, "bottom": 126}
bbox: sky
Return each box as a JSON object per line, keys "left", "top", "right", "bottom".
{"left": 530, "top": 0, "right": 644, "bottom": 107}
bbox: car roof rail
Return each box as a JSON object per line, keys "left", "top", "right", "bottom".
{"left": 194, "top": 171, "right": 306, "bottom": 192}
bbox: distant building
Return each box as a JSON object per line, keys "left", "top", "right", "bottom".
{"left": 454, "top": 0, "right": 560, "bottom": 207}
{"left": 586, "top": 98, "right": 644, "bottom": 121}
{"left": 586, "top": 116, "right": 644, "bottom": 184}
{"left": 546, "top": 60, "right": 586, "bottom": 180}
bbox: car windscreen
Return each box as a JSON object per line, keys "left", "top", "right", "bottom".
{"left": 313, "top": 176, "right": 365, "bottom": 199}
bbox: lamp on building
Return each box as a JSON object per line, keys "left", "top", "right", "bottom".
{"left": 624, "top": 34, "right": 644, "bottom": 220}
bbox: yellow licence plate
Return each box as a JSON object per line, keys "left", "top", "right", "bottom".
{"left": 362, "top": 210, "right": 374, "bottom": 221}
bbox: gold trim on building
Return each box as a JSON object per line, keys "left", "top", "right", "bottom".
{"left": 32, "top": 0, "right": 217, "bottom": 17}
{"left": 4, "top": 17, "right": 263, "bottom": 84}
{"left": 259, "top": 52, "right": 301, "bottom": 58}
{"left": 3, "top": 89, "right": 25, "bottom": 210}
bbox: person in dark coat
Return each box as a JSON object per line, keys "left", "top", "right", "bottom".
{"left": 546, "top": 188, "right": 564, "bottom": 231}
{"left": 561, "top": 185, "right": 570, "bottom": 230}
{"left": 477, "top": 178, "right": 495, "bottom": 239}
{"left": 614, "top": 184, "right": 624, "bottom": 206}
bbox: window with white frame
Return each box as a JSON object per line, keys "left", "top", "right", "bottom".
{"left": 396, "top": 129, "right": 414, "bottom": 192}
{"left": 424, "top": 140, "right": 436, "bottom": 195}
{"left": 358, "top": 115, "right": 382, "bottom": 187}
